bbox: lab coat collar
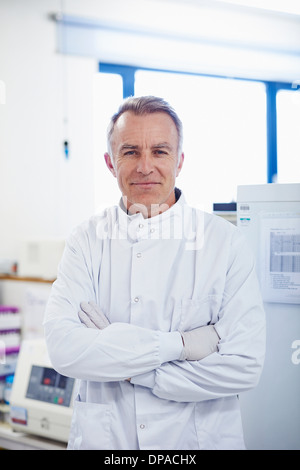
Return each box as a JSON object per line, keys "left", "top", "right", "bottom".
{"left": 115, "top": 188, "right": 187, "bottom": 241}
{"left": 118, "top": 187, "right": 185, "bottom": 223}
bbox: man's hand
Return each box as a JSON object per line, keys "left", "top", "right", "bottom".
{"left": 180, "top": 325, "right": 220, "bottom": 361}
{"left": 78, "top": 301, "right": 110, "bottom": 329}
{"left": 79, "top": 301, "right": 131, "bottom": 381}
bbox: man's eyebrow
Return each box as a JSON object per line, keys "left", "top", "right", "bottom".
{"left": 119, "top": 143, "right": 173, "bottom": 151}
{"left": 151, "top": 142, "right": 173, "bottom": 150}
{"left": 120, "top": 144, "right": 139, "bottom": 151}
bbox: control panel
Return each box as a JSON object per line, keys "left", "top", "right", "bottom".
{"left": 26, "top": 366, "right": 74, "bottom": 407}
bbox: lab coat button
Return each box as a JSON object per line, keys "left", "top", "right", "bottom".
{"left": 134, "top": 297, "right": 139, "bottom": 303}
{"left": 150, "top": 228, "right": 155, "bottom": 233}
{"left": 138, "top": 224, "right": 144, "bottom": 229}
{"left": 136, "top": 252, "right": 142, "bottom": 258}
{"left": 140, "top": 424, "right": 145, "bottom": 429}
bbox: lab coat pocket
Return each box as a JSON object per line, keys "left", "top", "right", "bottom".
{"left": 68, "top": 395, "right": 112, "bottom": 450}
{"left": 194, "top": 397, "right": 245, "bottom": 450}
{"left": 179, "top": 296, "right": 222, "bottom": 331}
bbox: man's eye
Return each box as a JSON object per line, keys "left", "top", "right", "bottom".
{"left": 123, "top": 150, "right": 136, "bottom": 156}
{"left": 154, "top": 150, "right": 167, "bottom": 155}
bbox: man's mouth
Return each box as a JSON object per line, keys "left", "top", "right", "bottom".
{"left": 131, "top": 182, "right": 160, "bottom": 187}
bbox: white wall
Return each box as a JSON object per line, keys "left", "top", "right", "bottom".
{"left": 0, "top": 0, "right": 97, "bottom": 260}
{"left": 1, "top": 0, "right": 300, "bottom": 261}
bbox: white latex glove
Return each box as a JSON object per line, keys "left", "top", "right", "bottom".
{"left": 78, "top": 301, "right": 110, "bottom": 329}
{"left": 180, "top": 325, "right": 220, "bottom": 361}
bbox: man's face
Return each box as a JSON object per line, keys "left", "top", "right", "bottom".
{"left": 104, "top": 111, "right": 184, "bottom": 217}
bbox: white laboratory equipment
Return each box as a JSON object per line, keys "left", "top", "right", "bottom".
{"left": 9, "top": 338, "right": 75, "bottom": 443}
{"left": 237, "top": 183, "right": 300, "bottom": 450}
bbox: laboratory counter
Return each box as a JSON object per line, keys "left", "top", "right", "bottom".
{"left": 0, "top": 421, "right": 67, "bottom": 450}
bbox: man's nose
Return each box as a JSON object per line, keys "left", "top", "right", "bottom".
{"left": 136, "top": 152, "right": 154, "bottom": 175}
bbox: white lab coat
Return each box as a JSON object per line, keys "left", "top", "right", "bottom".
{"left": 44, "top": 191, "right": 265, "bottom": 450}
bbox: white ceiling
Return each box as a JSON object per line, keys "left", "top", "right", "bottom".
{"left": 157, "top": 0, "right": 300, "bottom": 17}
{"left": 214, "top": 0, "right": 300, "bottom": 16}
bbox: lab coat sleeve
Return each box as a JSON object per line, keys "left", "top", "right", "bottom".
{"left": 131, "top": 231, "right": 266, "bottom": 402}
{"left": 43, "top": 228, "right": 183, "bottom": 382}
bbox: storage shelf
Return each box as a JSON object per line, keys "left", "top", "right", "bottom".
{"left": 0, "top": 275, "right": 55, "bottom": 284}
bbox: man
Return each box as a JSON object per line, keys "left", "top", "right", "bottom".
{"left": 44, "top": 96, "right": 265, "bottom": 450}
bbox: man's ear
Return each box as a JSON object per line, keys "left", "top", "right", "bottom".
{"left": 104, "top": 152, "right": 116, "bottom": 177}
{"left": 176, "top": 152, "right": 184, "bottom": 177}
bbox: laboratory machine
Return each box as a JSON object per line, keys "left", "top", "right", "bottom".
{"left": 10, "top": 338, "right": 75, "bottom": 443}
{"left": 237, "top": 183, "right": 300, "bottom": 450}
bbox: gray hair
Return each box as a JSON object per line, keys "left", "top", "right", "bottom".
{"left": 106, "top": 95, "right": 183, "bottom": 158}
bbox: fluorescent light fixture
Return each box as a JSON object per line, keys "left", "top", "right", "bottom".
{"left": 215, "top": 0, "right": 300, "bottom": 16}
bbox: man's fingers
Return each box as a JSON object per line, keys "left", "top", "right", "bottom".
{"left": 78, "top": 309, "right": 98, "bottom": 329}
{"left": 79, "top": 301, "right": 110, "bottom": 329}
